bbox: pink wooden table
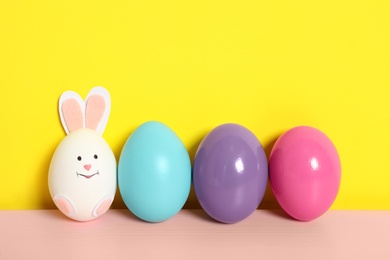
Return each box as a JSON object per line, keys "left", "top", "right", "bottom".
{"left": 0, "top": 209, "right": 389, "bottom": 259}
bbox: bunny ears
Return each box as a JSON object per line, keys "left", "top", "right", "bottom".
{"left": 59, "top": 87, "right": 111, "bottom": 135}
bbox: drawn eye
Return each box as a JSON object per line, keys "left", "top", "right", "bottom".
{"left": 77, "top": 156, "right": 82, "bottom": 161}
{"left": 94, "top": 154, "right": 98, "bottom": 159}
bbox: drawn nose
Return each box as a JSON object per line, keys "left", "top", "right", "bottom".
{"left": 84, "top": 164, "right": 92, "bottom": 171}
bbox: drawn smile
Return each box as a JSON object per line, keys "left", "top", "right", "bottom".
{"left": 76, "top": 171, "right": 99, "bottom": 179}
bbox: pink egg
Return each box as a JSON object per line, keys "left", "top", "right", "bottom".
{"left": 269, "top": 126, "right": 341, "bottom": 221}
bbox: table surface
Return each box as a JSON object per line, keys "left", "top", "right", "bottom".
{"left": 0, "top": 209, "right": 389, "bottom": 259}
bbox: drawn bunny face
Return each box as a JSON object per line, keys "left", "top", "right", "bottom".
{"left": 49, "top": 87, "right": 116, "bottom": 221}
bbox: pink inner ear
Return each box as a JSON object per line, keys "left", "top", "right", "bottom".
{"left": 62, "top": 99, "right": 84, "bottom": 133}
{"left": 85, "top": 94, "right": 106, "bottom": 131}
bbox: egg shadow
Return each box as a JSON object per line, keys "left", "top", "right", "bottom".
{"left": 183, "top": 130, "right": 207, "bottom": 209}
{"left": 44, "top": 209, "right": 80, "bottom": 222}
{"left": 258, "top": 134, "right": 282, "bottom": 210}
{"left": 263, "top": 209, "right": 293, "bottom": 220}
{"left": 185, "top": 209, "right": 216, "bottom": 223}
{"left": 39, "top": 141, "right": 60, "bottom": 209}
{"left": 257, "top": 132, "right": 298, "bottom": 221}
{"left": 110, "top": 126, "right": 137, "bottom": 209}
{"left": 115, "top": 208, "right": 152, "bottom": 223}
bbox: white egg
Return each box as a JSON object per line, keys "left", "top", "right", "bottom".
{"left": 49, "top": 128, "right": 116, "bottom": 221}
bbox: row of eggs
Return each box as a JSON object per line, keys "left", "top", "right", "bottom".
{"left": 120, "top": 122, "right": 341, "bottom": 223}
{"left": 50, "top": 121, "right": 341, "bottom": 223}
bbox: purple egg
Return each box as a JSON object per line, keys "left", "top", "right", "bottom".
{"left": 193, "top": 123, "right": 268, "bottom": 223}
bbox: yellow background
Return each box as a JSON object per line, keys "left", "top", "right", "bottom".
{"left": 1, "top": 0, "right": 389, "bottom": 210}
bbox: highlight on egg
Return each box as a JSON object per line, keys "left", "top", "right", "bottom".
{"left": 269, "top": 126, "right": 341, "bottom": 221}
{"left": 193, "top": 123, "right": 268, "bottom": 223}
{"left": 118, "top": 121, "right": 191, "bottom": 223}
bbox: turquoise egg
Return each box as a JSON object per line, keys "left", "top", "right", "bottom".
{"left": 118, "top": 121, "right": 191, "bottom": 222}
